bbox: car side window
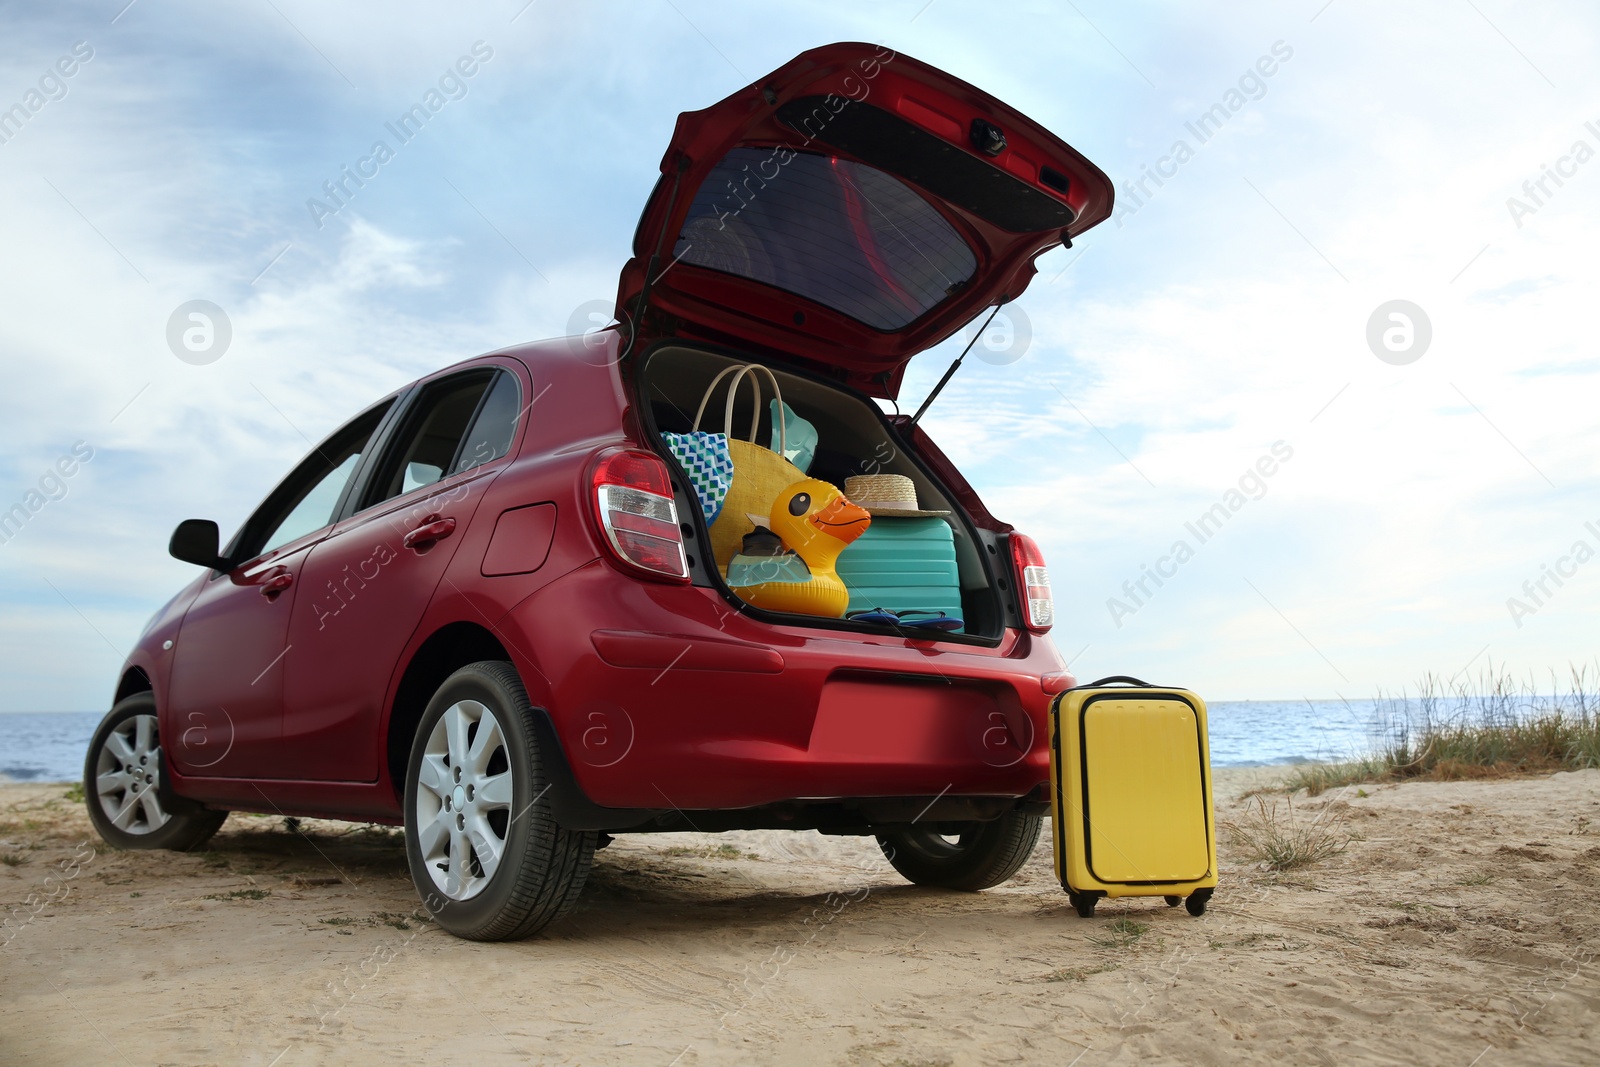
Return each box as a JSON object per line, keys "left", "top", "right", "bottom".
{"left": 455, "top": 371, "right": 521, "bottom": 474}
{"left": 235, "top": 399, "right": 394, "bottom": 562}
{"left": 361, "top": 369, "right": 520, "bottom": 509}
{"left": 260, "top": 453, "right": 361, "bottom": 553}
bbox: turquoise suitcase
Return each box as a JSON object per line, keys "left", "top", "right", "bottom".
{"left": 835, "top": 517, "right": 963, "bottom": 622}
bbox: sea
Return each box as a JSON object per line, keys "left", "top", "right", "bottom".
{"left": 0, "top": 700, "right": 1391, "bottom": 783}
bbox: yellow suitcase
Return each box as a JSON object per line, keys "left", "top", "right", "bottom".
{"left": 1049, "top": 676, "right": 1217, "bottom": 917}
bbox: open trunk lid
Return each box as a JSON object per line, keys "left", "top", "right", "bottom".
{"left": 617, "top": 42, "right": 1114, "bottom": 399}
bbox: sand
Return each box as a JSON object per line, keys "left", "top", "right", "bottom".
{"left": 1, "top": 767, "right": 1596, "bottom": 1066}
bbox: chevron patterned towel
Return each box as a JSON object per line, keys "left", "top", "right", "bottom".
{"left": 661, "top": 431, "right": 734, "bottom": 525}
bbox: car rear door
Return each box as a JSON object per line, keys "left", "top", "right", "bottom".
{"left": 617, "top": 42, "right": 1114, "bottom": 399}
{"left": 280, "top": 364, "right": 525, "bottom": 781}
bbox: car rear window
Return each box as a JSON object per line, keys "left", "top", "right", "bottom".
{"left": 672, "top": 148, "right": 977, "bottom": 331}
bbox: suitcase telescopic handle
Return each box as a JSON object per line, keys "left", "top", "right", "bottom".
{"left": 1083, "top": 675, "right": 1153, "bottom": 687}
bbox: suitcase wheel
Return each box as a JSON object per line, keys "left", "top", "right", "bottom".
{"left": 1068, "top": 891, "right": 1099, "bottom": 918}
{"left": 1163, "top": 895, "right": 1182, "bottom": 907}
{"left": 1185, "top": 888, "right": 1214, "bottom": 917}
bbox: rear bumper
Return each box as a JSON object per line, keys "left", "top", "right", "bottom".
{"left": 497, "top": 561, "right": 1072, "bottom": 820}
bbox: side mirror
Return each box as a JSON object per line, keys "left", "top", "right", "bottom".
{"left": 169, "top": 519, "right": 227, "bottom": 570}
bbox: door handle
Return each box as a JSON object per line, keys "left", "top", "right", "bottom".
{"left": 260, "top": 571, "right": 294, "bottom": 598}
{"left": 402, "top": 516, "right": 457, "bottom": 551}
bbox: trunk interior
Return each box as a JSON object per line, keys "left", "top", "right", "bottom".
{"left": 639, "top": 344, "right": 1005, "bottom": 642}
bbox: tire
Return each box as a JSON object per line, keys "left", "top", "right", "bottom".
{"left": 1164, "top": 895, "right": 1183, "bottom": 907}
{"left": 875, "top": 811, "right": 1042, "bottom": 891}
{"left": 403, "top": 661, "right": 597, "bottom": 941}
{"left": 83, "top": 693, "right": 227, "bottom": 851}
{"left": 1069, "top": 890, "right": 1099, "bottom": 918}
{"left": 1185, "top": 888, "right": 1213, "bottom": 916}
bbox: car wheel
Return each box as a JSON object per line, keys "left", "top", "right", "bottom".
{"left": 875, "top": 810, "right": 1042, "bottom": 891}
{"left": 83, "top": 693, "right": 227, "bottom": 851}
{"left": 403, "top": 660, "right": 597, "bottom": 941}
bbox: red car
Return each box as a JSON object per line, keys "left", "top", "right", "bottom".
{"left": 83, "top": 42, "right": 1112, "bottom": 940}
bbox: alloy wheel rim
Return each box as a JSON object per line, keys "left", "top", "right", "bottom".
{"left": 95, "top": 713, "right": 171, "bottom": 834}
{"left": 415, "top": 699, "right": 515, "bottom": 901}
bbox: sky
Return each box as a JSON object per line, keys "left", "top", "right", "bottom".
{"left": 0, "top": 0, "right": 1595, "bottom": 711}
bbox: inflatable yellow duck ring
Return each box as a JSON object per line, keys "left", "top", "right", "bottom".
{"left": 725, "top": 479, "right": 871, "bottom": 617}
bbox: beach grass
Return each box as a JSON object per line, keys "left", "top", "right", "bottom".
{"left": 1284, "top": 664, "right": 1600, "bottom": 796}
{"left": 1087, "top": 917, "right": 1149, "bottom": 949}
{"left": 204, "top": 888, "right": 269, "bottom": 901}
{"left": 1222, "top": 795, "right": 1352, "bottom": 870}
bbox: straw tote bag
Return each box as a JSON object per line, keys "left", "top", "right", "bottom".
{"left": 693, "top": 363, "right": 805, "bottom": 573}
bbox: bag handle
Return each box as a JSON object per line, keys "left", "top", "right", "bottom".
{"left": 690, "top": 363, "right": 787, "bottom": 455}
{"left": 1082, "top": 675, "right": 1152, "bottom": 687}
{"left": 725, "top": 365, "right": 786, "bottom": 456}
{"left": 691, "top": 364, "right": 746, "bottom": 432}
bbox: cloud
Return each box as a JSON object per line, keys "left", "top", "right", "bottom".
{"left": 1, "top": 1, "right": 1598, "bottom": 711}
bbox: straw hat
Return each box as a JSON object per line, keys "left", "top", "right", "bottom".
{"left": 842, "top": 474, "right": 950, "bottom": 517}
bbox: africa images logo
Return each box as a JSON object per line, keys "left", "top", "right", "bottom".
{"left": 1106, "top": 442, "right": 1294, "bottom": 628}
{"left": 1112, "top": 41, "right": 1294, "bottom": 228}
{"left": 305, "top": 41, "right": 494, "bottom": 229}
{"left": 1505, "top": 518, "right": 1600, "bottom": 629}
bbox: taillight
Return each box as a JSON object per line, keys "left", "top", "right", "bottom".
{"left": 590, "top": 449, "right": 689, "bottom": 582}
{"left": 1009, "top": 533, "right": 1053, "bottom": 632}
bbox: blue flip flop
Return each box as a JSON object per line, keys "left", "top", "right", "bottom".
{"left": 846, "top": 609, "right": 902, "bottom": 625}
{"left": 846, "top": 609, "right": 964, "bottom": 631}
{"left": 897, "top": 611, "right": 963, "bottom": 631}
